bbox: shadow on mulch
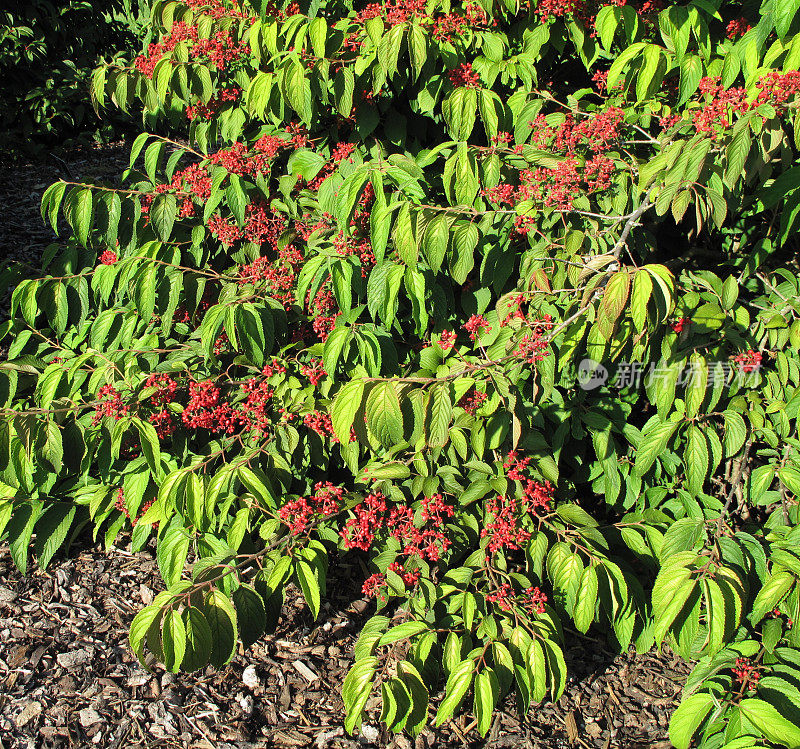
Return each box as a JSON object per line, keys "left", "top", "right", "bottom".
{"left": 0, "top": 532, "right": 687, "bottom": 749}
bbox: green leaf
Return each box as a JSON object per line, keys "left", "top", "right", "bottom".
{"left": 774, "top": 0, "right": 800, "bottom": 37}
{"left": 725, "top": 122, "right": 752, "bottom": 188}
{"left": 232, "top": 584, "right": 267, "bottom": 648}
{"left": 723, "top": 410, "right": 747, "bottom": 457}
{"left": 397, "top": 661, "right": 429, "bottom": 737}
{"left": 162, "top": 609, "right": 187, "bottom": 672}
{"left": 653, "top": 575, "right": 696, "bottom": 645}
{"left": 343, "top": 657, "right": 378, "bottom": 734}
{"left": 334, "top": 68, "right": 355, "bottom": 117}
{"left": 323, "top": 325, "right": 351, "bottom": 376}
{"left": 41, "top": 181, "right": 67, "bottom": 234}
{"left": 634, "top": 419, "right": 679, "bottom": 476}
{"left": 607, "top": 41, "right": 646, "bottom": 90}
{"left": 378, "top": 621, "right": 428, "bottom": 647}
{"left": 365, "top": 381, "right": 404, "bottom": 446}
{"left": 296, "top": 558, "right": 321, "bottom": 620}
{"left": 474, "top": 668, "right": 500, "bottom": 736}
{"left": 449, "top": 222, "right": 478, "bottom": 285}
{"left": 129, "top": 604, "right": 163, "bottom": 669}
{"left": 135, "top": 418, "right": 162, "bottom": 479}
{"left": 669, "top": 692, "right": 715, "bottom": 749}
{"left": 684, "top": 424, "right": 709, "bottom": 496}
{"left": 678, "top": 54, "right": 703, "bottom": 105}
{"left": 204, "top": 589, "right": 238, "bottom": 667}
{"left": 393, "top": 203, "right": 417, "bottom": 265}
{"left": 156, "top": 526, "right": 190, "bottom": 587}
{"left": 427, "top": 384, "right": 453, "bottom": 448}
{"left": 238, "top": 466, "right": 276, "bottom": 509}
{"left": 182, "top": 606, "right": 213, "bottom": 672}
{"left": 751, "top": 571, "right": 794, "bottom": 624}
{"left": 684, "top": 353, "right": 708, "bottom": 419}
{"left": 573, "top": 565, "right": 598, "bottom": 634}
{"left": 151, "top": 193, "right": 177, "bottom": 241}
{"left": 630, "top": 269, "right": 653, "bottom": 332}
{"left": 308, "top": 16, "right": 327, "bottom": 57}
{"left": 739, "top": 698, "right": 800, "bottom": 746}
{"left": 598, "top": 271, "right": 630, "bottom": 340}
{"left": 7, "top": 501, "right": 43, "bottom": 575}
{"left": 434, "top": 659, "right": 474, "bottom": 727}
{"left": 331, "top": 380, "right": 365, "bottom": 444}
{"left": 287, "top": 148, "right": 327, "bottom": 181}
{"left": 72, "top": 188, "right": 95, "bottom": 247}
{"left": 34, "top": 503, "right": 75, "bottom": 570}
{"left": 595, "top": 5, "right": 619, "bottom": 51}
{"left": 423, "top": 215, "right": 449, "bottom": 273}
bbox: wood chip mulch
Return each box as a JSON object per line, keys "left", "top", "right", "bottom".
{"left": 0, "top": 538, "right": 689, "bottom": 749}
{"left": 0, "top": 142, "right": 690, "bottom": 748}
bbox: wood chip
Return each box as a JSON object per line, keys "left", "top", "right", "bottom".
{"left": 15, "top": 700, "right": 41, "bottom": 727}
{"left": 565, "top": 711, "right": 579, "bottom": 744}
{"left": 292, "top": 660, "right": 318, "bottom": 683}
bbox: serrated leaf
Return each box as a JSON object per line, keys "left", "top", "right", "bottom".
{"left": 232, "top": 584, "right": 267, "bottom": 648}
{"left": 296, "top": 558, "right": 321, "bottom": 620}
{"left": 427, "top": 384, "right": 453, "bottom": 448}
{"left": 204, "top": 589, "right": 238, "bottom": 667}
{"left": 182, "top": 606, "right": 213, "bottom": 672}
{"left": 434, "top": 659, "right": 474, "bottom": 727}
{"left": 669, "top": 692, "right": 715, "bottom": 749}
{"left": 365, "top": 381, "right": 403, "bottom": 446}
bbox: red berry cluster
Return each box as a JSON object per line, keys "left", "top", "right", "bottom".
{"left": 340, "top": 492, "right": 389, "bottom": 551}
{"left": 93, "top": 385, "right": 130, "bottom": 424}
{"left": 481, "top": 494, "right": 532, "bottom": 554}
{"left": 726, "top": 17, "right": 751, "bottom": 40}
{"left": 463, "top": 314, "right": 492, "bottom": 341}
{"left": 184, "top": 0, "right": 247, "bottom": 20}
{"left": 458, "top": 390, "right": 488, "bottom": 415}
{"left": 99, "top": 250, "right": 118, "bottom": 265}
{"left": 300, "top": 359, "right": 327, "bottom": 386}
{"left": 535, "top": 0, "right": 664, "bottom": 26}
{"left": 333, "top": 231, "right": 376, "bottom": 273}
{"left": 733, "top": 350, "right": 762, "bottom": 373}
{"left": 513, "top": 316, "right": 554, "bottom": 363}
{"left": 533, "top": 107, "right": 625, "bottom": 152}
{"left": 279, "top": 481, "right": 344, "bottom": 534}
{"left": 480, "top": 108, "right": 625, "bottom": 213}
{"left": 693, "top": 73, "right": 800, "bottom": 138}
{"left": 303, "top": 410, "right": 337, "bottom": 440}
{"left": 448, "top": 63, "right": 481, "bottom": 88}
{"left": 307, "top": 285, "right": 341, "bottom": 342}
{"left": 487, "top": 582, "right": 548, "bottom": 614}
{"left": 135, "top": 22, "right": 247, "bottom": 79}
{"left": 361, "top": 561, "right": 422, "bottom": 600}
{"left": 187, "top": 86, "right": 241, "bottom": 120}
{"left": 670, "top": 317, "right": 691, "bottom": 333}
{"left": 732, "top": 657, "right": 761, "bottom": 690}
{"left": 342, "top": 0, "right": 495, "bottom": 55}
{"left": 114, "top": 488, "right": 157, "bottom": 528}
{"left": 341, "top": 492, "right": 454, "bottom": 563}
{"left": 437, "top": 330, "right": 457, "bottom": 349}
{"left": 480, "top": 453, "right": 555, "bottom": 554}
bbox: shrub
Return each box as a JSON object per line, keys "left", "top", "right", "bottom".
{"left": 4, "top": 0, "right": 800, "bottom": 744}
{"left": 0, "top": 0, "right": 150, "bottom": 156}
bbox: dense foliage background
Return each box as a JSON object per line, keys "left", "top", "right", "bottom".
{"left": 0, "top": 0, "right": 150, "bottom": 156}
{"left": 3, "top": 0, "right": 800, "bottom": 745}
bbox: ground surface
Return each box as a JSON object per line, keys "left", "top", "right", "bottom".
{"left": 0, "top": 144, "right": 690, "bottom": 749}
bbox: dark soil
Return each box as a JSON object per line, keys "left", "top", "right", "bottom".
{"left": 0, "top": 143, "right": 690, "bottom": 749}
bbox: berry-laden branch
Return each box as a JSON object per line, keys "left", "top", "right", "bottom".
{"left": 4, "top": 1, "right": 800, "bottom": 744}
